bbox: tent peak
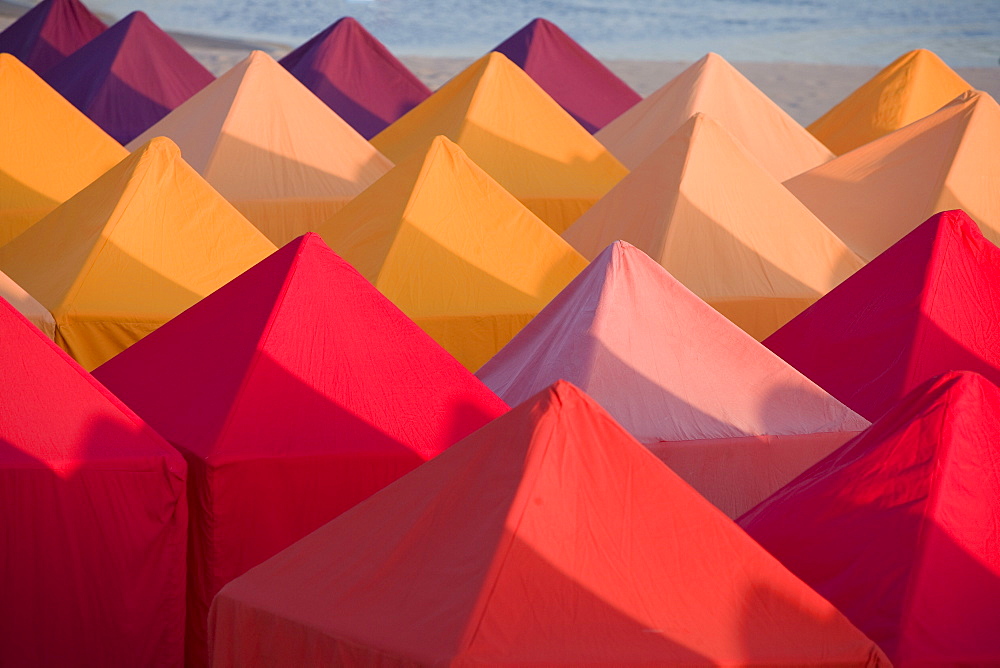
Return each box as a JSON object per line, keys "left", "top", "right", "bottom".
{"left": 133, "top": 135, "right": 182, "bottom": 158}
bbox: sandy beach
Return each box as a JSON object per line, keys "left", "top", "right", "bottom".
{"left": 2, "top": 0, "right": 999, "bottom": 125}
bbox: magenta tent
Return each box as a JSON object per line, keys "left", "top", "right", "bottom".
{"left": 0, "top": 0, "right": 105, "bottom": 75}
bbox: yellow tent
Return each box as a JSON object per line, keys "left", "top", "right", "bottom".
{"left": 787, "top": 90, "right": 1000, "bottom": 261}
{"left": 0, "top": 270, "right": 54, "bottom": 338}
{"left": 597, "top": 53, "right": 833, "bottom": 182}
{"left": 0, "top": 53, "right": 127, "bottom": 245}
{"left": 128, "top": 51, "right": 393, "bottom": 246}
{"left": 316, "top": 136, "right": 588, "bottom": 370}
{"left": 808, "top": 49, "right": 972, "bottom": 155}
{"left": 371, "top": 52, "right": 627, "bottom": 234}
{"left": 564, "top": 113, "right": 862, "bottom": 340}
{"left": 0, "top": 137, "right": 276, "bottom": 370}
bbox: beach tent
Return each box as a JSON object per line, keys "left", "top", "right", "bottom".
{"left": 764, "top": 210, "right": 1000, "bottom": 422}
{"left": 0, "top": 296, "right": 187, "bottom": 667}
{"left": 43, "top": 11, "right": 214, "bottom": 144}
{"left": 478, "top": 241, "right": 868, "bottom": 518}
{"left": 597, "top": 53, "right": 833, "bottom": 181}
{"left": 316, "top": 136, "right": 587, "bottom": 370}
{"left": 0, "top": 269, "right": 54, "bottom": 337}
{"left": 808, "top": 49, "right": 972, "bottom": 155}
{"left": 0, "top": 53, "right": 126, "bottom": 244}
{"left": 280, "top": 17, "right": 431, "bottom": 139}
{"left": 740, "top": 371, "right": 1000, "bottom": 666}
{"left": 371, "top": 52, "right": 628, "bottom": 233}
{"left": 0, "top": 137, "right": 275, "bottom": 370}
{"left": 0, "top": 0, "right": 105, "bottom": 75}
{"left": 786, "top": 90, "right": 1000, "bottom": 261}
{"left": 493, "top": 18, "right": 641, "bottom": 133}
{"left": 93, "top": 233, "right": 507, "bottom": 667}
{"left": 563, "top": 113, "right": 862, "bottom": 340}
{"left": 210, "top": 381, "right": 888, "bottom": 667}
{"left": 129, "top": 51, "right": 393, "bottom": 246}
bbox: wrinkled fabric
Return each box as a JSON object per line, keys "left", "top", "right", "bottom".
{"left": 0, "top": 0, "right": 105, "bottom": 75}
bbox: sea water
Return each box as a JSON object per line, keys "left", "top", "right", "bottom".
{"left": 85, "top": 0, "right": 999, "bottom": 67}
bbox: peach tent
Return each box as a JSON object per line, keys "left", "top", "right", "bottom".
{"left": 0, "top": 54, "right": 126, "bottom": 245}
{"left": 478, "top": 242, "right": 868, "bottom": 518}
{"left": 786, "top": 90, "right": 1000, "bottom": 261}
{"left": 371, "top": 52, "right": 627, "bottom": 234}
{"left": 316, "top": 136, "right": 587, "bottom": 371}
{"left": 596, "top": 52, "right": 833, "bottom": 181}
{"left": 563, "top": 113, "right": 862, "bottom": 340}
{"left": 0, "top": 137, "right": 275, "bottom": 370}
{"left": 0, "top": 269, "right": 54, "bottom": 338}
{"left": 210, "top": 382, "right": 888, "bottom": 667}
{"left": 129, "top": 51, "right": 393, "bottom": 246}
{"left": 808, "top": 49, "right": 972, "bottom": 155}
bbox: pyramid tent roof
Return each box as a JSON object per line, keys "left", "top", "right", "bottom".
{"left": 564, "top": 113, "right": 863, "bottom": 340}
{"left": 740, "top": 371, "right": 1000, "bottom": 665}
{"left": 0, "top": 53, "right": 126, "bottom": 244}
{"left": 786, "top": 89, "right": 1000, "bottom": 261}
{"left": 211, "top": 381, "right": 887, "bottom": 667}
{"left": 43, "top": 11, "right": 214, "bottom": 144}
{"left": 0, "top": 137, "right": 276, "bottom": 371}
{"left": 316, "top": 136, "right": 587, "bottom": 370}
{"left": 478, "top": 241, "right": 868, "bottom": 517}
{"left": 371, "top": 51, "right": 628, "bottom": 233}
{"left": 0, "top": 0, "right": 106, "bottom": 75}
{"left": 764, "top": 209, "right": 1000, "bottom": 421}
{"left": 0, "top": 296, "right": 186, "bottom": 666}
{"left": 129, "top": 50, "right": 394, "bottom": 246}
{"left": 279, "top": 17, "right": 431, "bottom": 139}
{"left": 94, "top": 232, "right": 507, "bottom": 666}
{"left": 808, "top": 49, "right": 972, "bottom": 155}
{"left": 0, "top": 270, "right": 54, "bottom": 338}
{"left": 597, "top": 52, "right": 833, "bottom": 180}
{"left": 493, "top": 18, "right": 641, "bottom": 133}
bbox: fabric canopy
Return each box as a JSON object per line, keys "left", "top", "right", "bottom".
{"left": 371, "top": 51, "right": 628, "bottom": 233}
{"left": 740, "top": 371, "right": 1000, "bottom": 666}
{"left": 596, "top": 52, "right": 833, "bottom": 180}
{"left": 94, "top": 233, "right": 508, "bottom": 667}
{"left": 44, "top": 11, "right": 214, "bottom": 144}
{"left": 0, "top": 137, "right": 275, "bottom": 370}
{"left": 210, "top": 381, "right": 887, "bottom": 667}
{"left": 493, "top": 18, "right": 641, "bottom": 133}
{"left": 764, "top": 209, "right": 1000, "bottom": 422}
{"left": 478, "top": 241, "right": 868, "bottom": 517}
{"left": 129, "top": 50, "right": 393, "bottom": 245}
{"left": 0, "top": 269, "right": 54, "bottom": 337}
{"left": 0, "top": 53, "right": 126, "bottom": 245}
{"left": 0, "top": 296, "right": 187, "bottom": 667}
{"left": 808, "top": 49, "right": 972, "bottom": 155}
{"left": 0, "top": 0, "right": 105, "bottom": 75}
{"left": 279, "top": 17, "right": 431, "bottom": 139}
{"left": 316, "top": 136, "right": 587, "bottom": 371}
{"left": 564, "top": 113, "right": 862, "bottom": 340}
{"left": 786, "top": 90, "right": 1000, "bottom": 261}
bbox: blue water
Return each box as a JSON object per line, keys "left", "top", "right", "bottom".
{"left": 84, "top": 0, "right": 1000, "bottom": 67}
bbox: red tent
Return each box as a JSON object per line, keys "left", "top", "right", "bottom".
{"left": 93, "top": 233, "right": 508, "bottom": 666}
{"left": 740, "top": 371, "right": 1000, "bottom": 666}
{"left": 764, "top": 209, "right": 1000, "bottom": 421}
{"left": 210, "top": 381, "right": 887, "bottom": 667}
{"left": 493, "top": 18, "right": 641, "bottom": 133}
{"left": 0, "top": 296, "right": 187, "bottom": 666}
{"left": 0, "top": 0, "right": 105, "bottom": 75}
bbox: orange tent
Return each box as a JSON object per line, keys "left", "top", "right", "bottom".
{"left": 564, "top": 113, "right": 862, "bottom": 339}
{"left": 316, "top": 136, "right": 587, "bottom": 370}
{"left": 597, "top": 52, "right": 833, "bottom": 181}
{"left": 808, "top": 49, "right": 972, "bottom": 155}
{"left": 371, "top": 52, "right": 627, "bottom": 233}
{"left": 0, "top": 53, "right": 126, "bottom": 245}
{"left": 0, "top": 270, "right": 54, "bottom": 337}
{"left": 210, "top": 381, "right": 888, "bottom": 667}
{"left": 129, "top": 51, "right": 393, "bottom": 246}
{"left": 787, "top": 90, "right": 1000, "bottom": 261}
{"left": 0, "top": 137, "right": 275, "bottom": 370}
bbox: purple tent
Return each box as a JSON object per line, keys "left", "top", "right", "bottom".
{"left": 280, "top": 17, "right": 430, "bottom": 140}
{"left": 0, "top": 0, "right": 105, "bottom": 75}
{"left": 44, "top": 11, "right": 214, "bottom": 144}
{"left": 493, "top": 18, "right": 641, "bottom": 133}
